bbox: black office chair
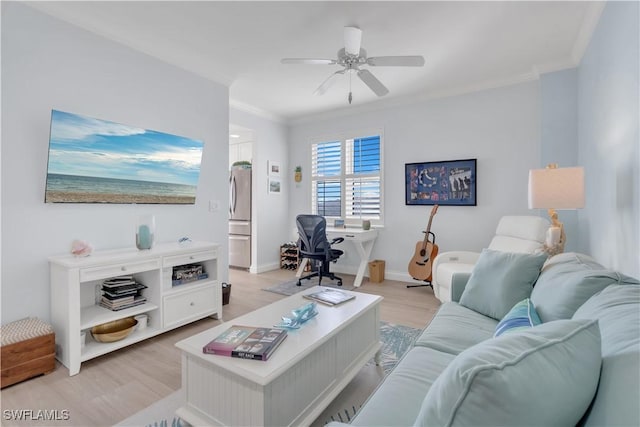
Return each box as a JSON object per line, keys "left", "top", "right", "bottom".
{"left": 296, "top": 214, "right": 344, "bottom": 286}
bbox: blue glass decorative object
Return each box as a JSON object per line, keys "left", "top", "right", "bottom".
{"left": 136, "top": 215, "right": 155, "bottom": 250}
{"left": 275, "top": 302, "right": 318, "bottom": 329}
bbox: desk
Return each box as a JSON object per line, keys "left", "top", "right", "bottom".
{"left": 296, "top": 227, "right": 379, "bottom": 287}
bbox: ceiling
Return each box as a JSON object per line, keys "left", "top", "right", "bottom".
{"left": 29, "top": 1, "right": 603, "bottom": 123}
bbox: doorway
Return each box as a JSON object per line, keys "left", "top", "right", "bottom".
{"left": 229, "top": 124, "right": 254, "bottom": 270}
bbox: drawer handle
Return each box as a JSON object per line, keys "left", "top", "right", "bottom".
{"left": 189, "top": 256, "right": 195, "bottom": 260}
{"left": 190, "top": 302, "right": 195, "bottom": 306}
{"left": 121, "top": 266, "right": 127, "bottom": 271}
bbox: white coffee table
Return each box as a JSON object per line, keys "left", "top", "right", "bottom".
{"left": 175, "top": 287, "right": 382, "bottom": 426}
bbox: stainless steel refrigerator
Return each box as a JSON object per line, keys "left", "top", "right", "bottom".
{"left": 229, "top": 168, "right": 251, "bottom": 268}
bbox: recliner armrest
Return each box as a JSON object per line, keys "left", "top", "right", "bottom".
{"left": 451, "top": 272, "right": 472, "bottom": 302}
{"left": 432, "top": 251, "right": 481, "bottom": 287}
{"left": 433, "top": 251, "right": 481, "bottom": 267}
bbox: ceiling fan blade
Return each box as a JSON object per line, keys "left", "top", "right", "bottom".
{"left": 314, "top": 70, "right": 345, "bottom": 96}
{"left": 367, "top": 56, "right": 425, "bottom": 67}
{"left": 344, "top": 26, "right": 362, "bottom": 56}
{"left": 281, "top": 58, "right": 337, "bottom": 65}
{"left": 357, "top": 69, "right": 389, "bottom": 97}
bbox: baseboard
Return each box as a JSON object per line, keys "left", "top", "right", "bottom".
{"left": 252, "top": 262, "right": 281, "bottom": 274}
{"left": 385, "top": 270, "right": 429, "bottom": 284}
{"left": 331, "top": 265, "right": 423, "bottom": 285}
{"left": 252, "top": 262, "right": 426, "bottom": 285}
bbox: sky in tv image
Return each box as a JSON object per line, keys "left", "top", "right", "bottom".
{"left": 45, "top": 110, "right": 204, "bottom": 204}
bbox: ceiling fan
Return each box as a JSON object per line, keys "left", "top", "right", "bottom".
{"left": 281, "top": 26, "right": 425, "bottom": 104}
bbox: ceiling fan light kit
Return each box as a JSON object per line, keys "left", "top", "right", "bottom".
{"left": 281, "top": 26, "right": 425, "bottom": 104}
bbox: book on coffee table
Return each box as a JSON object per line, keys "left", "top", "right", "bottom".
{"left": 203, "top": 325, "right": 287, "bottom": 361}
{"left": 303, "top": 289, "right": 355, "bottom": 306}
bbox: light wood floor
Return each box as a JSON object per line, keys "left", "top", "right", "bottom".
{"left": 0, "top": 269, "right": 440, "bottom": 426}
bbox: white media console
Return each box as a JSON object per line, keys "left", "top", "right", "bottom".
{"left": 49, "top": 241, "right": 221, "bottom": 376}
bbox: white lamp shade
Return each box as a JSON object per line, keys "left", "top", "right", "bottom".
{"left": 528, "top": 166, "right": 585, "bottom": 209}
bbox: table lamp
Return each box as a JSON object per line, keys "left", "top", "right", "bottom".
{"left": 528, "top": 164, "right": 584, "bottom": 255}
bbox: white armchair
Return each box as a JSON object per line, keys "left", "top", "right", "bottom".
{"left": 432, "top": 215, "right": 549, "bottom": 303}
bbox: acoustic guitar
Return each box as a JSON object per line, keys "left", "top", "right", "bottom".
{"left": 408, "top": 205, "right": 439, "bottom": 282}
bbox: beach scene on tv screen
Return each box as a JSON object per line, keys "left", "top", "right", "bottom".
{"left": 45, "top": 110, "right": 204, "bottom": 204}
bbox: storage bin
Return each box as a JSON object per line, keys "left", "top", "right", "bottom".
{"left": 368, "top": 260, "right": 385, "bottom": 283}
{"left": 222, "top": 283, "right": 231, "bottom": 305}
{"left": 1, "top": 318, "right": 55, "bottom": 388}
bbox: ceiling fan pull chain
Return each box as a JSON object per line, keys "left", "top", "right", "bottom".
{"left": 348, "top": 72, "right": 353, "bottom": 104}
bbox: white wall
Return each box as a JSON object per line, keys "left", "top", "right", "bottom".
{"left": 230, "top": 108, "right": 289, "bottom": 273}
{"left": 289, "top": 82, "right": 541, "bottom": 282}
{"left": 1, "top": 3, "right": 230, "bottom": 324}
{"left": 577, "top": 1, "right": 639, "bottom": 278}
{"left": 539, "top": 69, "right": 580, "bottom": 252}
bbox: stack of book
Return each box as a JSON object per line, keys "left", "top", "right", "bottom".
{"left": 100, "top": 276, "right": 147, "bottom": 311}
{"left": 203, "top": 325, "right": 287, "bottom": 361}
{"left": 172, "top": 264, "right": 208, "bottom": 286}
{"left": 303, "top": 288, "right": 355, "bottom": 306}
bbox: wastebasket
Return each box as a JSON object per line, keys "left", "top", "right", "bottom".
{"left": 222, "top": 283, "right": 231, "bottom": 305}
{"left": 368, "top": 260, "right": 385, "bottom": 283}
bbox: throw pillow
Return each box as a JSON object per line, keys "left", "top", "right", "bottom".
{"left": 413, "top": 319, "right": 602, "bottom": 427}
{"left": 459, "top": 249, "right": 548, "bottom": 320}
{"left": 494, "top": 298, "right": 541, "bottom": 337}
{"left": 572, "top": 285, "right": 640, "bottom": 427}
{"left": 530, "top": 252, "right": 639, "bottom": 322}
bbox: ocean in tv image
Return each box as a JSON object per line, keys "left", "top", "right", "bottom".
{"left": 44, "top": 110, "right": 204, "bottom": 204}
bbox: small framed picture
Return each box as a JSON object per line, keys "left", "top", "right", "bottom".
{"left": 268, "top": 178, "right": 281, "bottom": 194}
{"left": 268, "top": 160, "right": 281, "bottom": 177}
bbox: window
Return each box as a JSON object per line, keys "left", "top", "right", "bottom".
{"left": 311, "top": 133, "right": 383, "bottom": 224}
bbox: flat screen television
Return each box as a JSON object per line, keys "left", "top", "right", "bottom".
{"left": 44, "top": 110, "right": 204, "bottom": 204}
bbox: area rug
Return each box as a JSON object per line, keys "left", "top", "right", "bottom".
{"left": 263, "top": 275, "right": 355, "bottom": 295}
{"left": 117, "top": 321, "right": 420, "bottom": 427}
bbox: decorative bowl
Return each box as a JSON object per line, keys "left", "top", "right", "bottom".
{"left": 91, "top": 317, "right": 138, "bottom": 343}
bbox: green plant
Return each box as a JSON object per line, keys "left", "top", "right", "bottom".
{"left": 232, "top": 160, "right": 252, "bottom": 168}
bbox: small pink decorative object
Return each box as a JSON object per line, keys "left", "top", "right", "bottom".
{"left": 71, "top": 240, "right": 93, "bottom": 257}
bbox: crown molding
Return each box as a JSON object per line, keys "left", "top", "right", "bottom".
{"left": 571, "top": 1, "right": 606, "bottom": 65}
{"left": 289, "top": 71, "right": 541, "bottom": 126}
{"left": 229, "top": 99, "right": 286, "bottom": 124}
{"left": 532, "top": 58, "right": 578, "bottom": 77}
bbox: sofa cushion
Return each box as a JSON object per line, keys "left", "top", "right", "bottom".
{"left": 459, "top": 249, "right": 548, "bottom": 320}
{"left": 494, "top": 298, "right": 541, "bottom": 337}
{"left": 414, "top": 302, "right": 497, "bottom": 355}
{"left": 414, "top": 319, "right": 601, "bottom": 427}
{"left": 530, "top": 252, "right": 639, "bottom": 322}
{"left": 350, "top": 346, "right": 455, "bottom": 427}
{"left": 573, "top": 284, "right": 640, "bottom": 427}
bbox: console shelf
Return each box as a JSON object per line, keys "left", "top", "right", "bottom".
{"left": 50, "top": 241, "right": 221, "bottom": 376}
{"left": 81, "top": 326, "right": 163, "bottom": 361}
{"left": 80, "top": 303, "right": 160, "bottom": 330}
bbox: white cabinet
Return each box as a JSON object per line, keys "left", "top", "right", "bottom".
{"left": 163, "top": 284, "right": 217, "bottom": 328}
{"left": 229, "top": 141, "right": 252, "bottom": 166}
{"left": 49, "top": 241, "right": 221, "bottom": 376}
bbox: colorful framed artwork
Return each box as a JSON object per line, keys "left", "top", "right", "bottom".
{"left": 405, "top": 158, "right": 477, "bottom": 206}
{"left": 45, "top": 110, "right": 204, "bottom": 204}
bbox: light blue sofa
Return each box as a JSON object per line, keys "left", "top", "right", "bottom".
{"left": 330, "top": 252, "right": 639, "bottom": 427}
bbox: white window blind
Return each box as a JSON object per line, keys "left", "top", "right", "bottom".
{"left": 311, "top": 134, "right": 382, "bottom": 224}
